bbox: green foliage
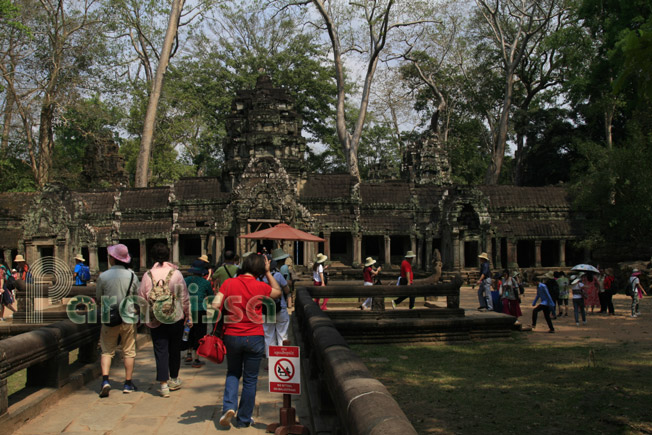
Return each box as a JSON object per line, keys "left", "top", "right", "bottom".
{"left": 0, "top": 156, "right": 37, "bottom": 191}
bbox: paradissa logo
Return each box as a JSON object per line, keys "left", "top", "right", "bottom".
{"left": 66, "top": 282, "right": 281, "bottom": 325}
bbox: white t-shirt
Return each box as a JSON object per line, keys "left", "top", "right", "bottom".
{"left": 572, "top": 282, "right": 585, "bottom": 299}
{"left": 313, "top": 264, "right": 324, "bottom": 283}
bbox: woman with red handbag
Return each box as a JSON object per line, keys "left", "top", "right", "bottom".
{"left": 212, "top": 253, "right": 281, "bottom": 428}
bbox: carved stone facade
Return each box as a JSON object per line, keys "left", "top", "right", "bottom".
{"left": 0, "top": 76, "right": 586, "bottom": 274}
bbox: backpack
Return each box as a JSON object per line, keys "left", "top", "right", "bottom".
{"left": 147, "top": 269, "right": 177, "bottom": 322}
{"left": 79, "top": 264, "right": 91, "bottom": 283}
{"left": 625, "top": 278, "right": 635, "bottom": 297}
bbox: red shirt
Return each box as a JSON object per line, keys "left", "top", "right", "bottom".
{"left": 400, "top": 260, "right": 413, "bottom": 284}
{"left": 363, "top": 266, "right": 373, "bottom": 283}
{"left": 219, "top": 275, "right": 271, "bottom": 336}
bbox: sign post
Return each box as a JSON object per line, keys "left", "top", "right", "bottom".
{"left": 266, "top": 343, "right": 309, "bottom": 434}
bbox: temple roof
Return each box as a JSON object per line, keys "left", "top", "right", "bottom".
{"left": 120, "top": 187, "right": 170, "bottom": 210}
{"left": 175, "top": 177, "right": 229, "bottom": 201}
{"left": 0, "top": 192, "right": 37, "bottom": 218}
{"left": 479, "top": 185, "right": 571, "bottom": 209}
{"left": 300, "top": 174, "right": 356, "bottom": 200}
{"left": 361, "top": 182, "right": 411, "bottom": 205}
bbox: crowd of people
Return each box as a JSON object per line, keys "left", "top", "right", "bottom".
{"left": 473, "top": 254, "right": 649, "bottom": 333}
{"left": 92, "top": 242, "right": 295, "bottom": 429}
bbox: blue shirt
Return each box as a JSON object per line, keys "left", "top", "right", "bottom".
{"left": 479, "top": 262, "right": 490, "bottom": 279}
{"left": 262, "top": 271, "right": 288, "bottom": 309}
{"left": 533, "top": 283, "right": 555, "bottom": 307}
{"left": 74, "top": 263, "right": 84, "bottom": 286}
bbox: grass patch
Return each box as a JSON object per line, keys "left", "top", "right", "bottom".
{"left": 352, "top": 337, "right": 652, "bottom": 434}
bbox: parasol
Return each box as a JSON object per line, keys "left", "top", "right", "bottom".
{"left": 570, "top": 264, "right": 600, "bottom": 274}
{"left": 239, "top": 223, "right": 325, "bottom": 242}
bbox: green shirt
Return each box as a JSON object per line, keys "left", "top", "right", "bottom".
{"left": 212, "top": 264, "right": 239, "bottom": 290}
{"left": 184, "top": 275, "right": 213, "bottom": 312}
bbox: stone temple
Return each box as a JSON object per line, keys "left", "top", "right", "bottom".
{"left": 0, "top": 76, "right": 586, "bottom": 275}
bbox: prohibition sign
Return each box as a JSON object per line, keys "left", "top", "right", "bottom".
{"left": 274, "top": 358, "right": 295, "bottom": 382}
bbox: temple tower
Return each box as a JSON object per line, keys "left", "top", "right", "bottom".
{"left": 222, "top": 75, "right": 307, "bottom": 191}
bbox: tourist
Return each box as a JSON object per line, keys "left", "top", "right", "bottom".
{"left": 475, "top": 252, "right": 493, "bottom": 311}
{"left": 543, "top": 271, "right": 559, "bottom": 319}
{"left": 280, "top": 256, "right": 294, "bottom": 307}
{"left": 96, "top": 244, "right": 140, "bottom": 397}
{"left": 184, "top": 262, "right": 213, "bottom": 368}
{"left": 212, "top": 250, "right": 239, "bottom": 291}
{"left": 13, "top": 254, "right": 31, "bottom": 281}
{"left": 602, "top": 268, "right": 615, "bottom": 315}
{"left": 1, "top": 260, "right": 17, "bottom": 321}
{"left": 491, "top": 272, "right": 503, "bottom": 313}
{"left": 531, "top": 275, "right": 555, "bottom": 333}
{"left": 212, "top": 253, "right": 281, "bottom": 428}
{"left": 557, "top": 271, "right": 570, "bottom": 317}
{"left": 499, "top": 269, "right": 521, "bottom": 321}
{"left": 263, "top": 249, "right": 292, "bottom": 357}
{"left": 571, "top": 275, "right": 587, "bottom": 326}
{"left": 360, "top": 257, "right": 381, "bottom": 310}
{"left": 629, "top": 269, "right": 648, "bottom": 317}
{"left": 138, "top": 242, "right": 191, "bottom": 397}
{"left": 582, "top": 272, "right": 600, "bottom": 314}
{"left": 392, "top": 251, "right": 416, "bottom": 310}
{"left": 196, "top": 254, "right": 213, "bottom": 280}
{"left": 73, "top": 253, "right": 88, "bottom": 286}
{"left": 313, "top": 253, "right": 328, "bottom": 310}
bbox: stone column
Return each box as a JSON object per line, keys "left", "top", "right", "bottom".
{"left": 459, "top": 238, "right": 466, "bottom": 269}
{"left": 425, "top": 236, "right": 433, "bottom": 272}
{"left": 139, "top": 239, "right": 147, "bottom": 269}
{"left": 200, "top": 234, "right": 208, "bottom": 257}
{"left": 417, "top": 237, "right": 424, "bottom": 270}
{"left": 535, "top": 240, "right": 542, "bottom": 267}
{"left": 214, "top": 233, "right": 224, "bottom": 263}
{"left": 89, "top": 246, "right": 99, "bottom": 274}
{"left": 507, "top": 239, "right": 518, "bottom": 268}
{"left": 485, "top": 234, "right": 492, "bottom": 264}
{"left": 559, "top": 240, "right": 566, "bottom": 267}
{"left": 495, "top": 238, "right": 503, "bottom": 270}
{"left": 172, "top": 233, "right": 180, "bottom": 264}
{"left": 323, "top": 230, "right": 331, "bottom": 259}
{"left": 384, "top": 235, "right": 391, "bottom": 267}
{"left": 410, "top": 235, "right": 417, "bottom": 256}
{"left": 3, "top": 249, "right": 11, "bottom": 266}
{"left": 353, "top": 233, "right": 362, "bottom": 267}
{"left": 452, "top": 233, "right": 460, "bottom": 270}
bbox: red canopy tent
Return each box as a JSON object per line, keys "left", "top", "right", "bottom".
{"left": 238, "top": 223, "right": 325, "bottom": 242}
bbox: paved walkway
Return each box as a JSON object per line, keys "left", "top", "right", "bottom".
{"left": 15, "top": 338, "right": 309, "bottom": 434}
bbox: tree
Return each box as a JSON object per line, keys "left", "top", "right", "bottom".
{"left": 134, "top": 0, "right": 185, "bottom": 187}
{"left": 0, "top": 0, "right": 104, "bottom": 187}
{"left": 283, "top": 0, "right": 435, "bottom": 183}
{"left": 474, "top": 0, "right": 566, "bottom": 185}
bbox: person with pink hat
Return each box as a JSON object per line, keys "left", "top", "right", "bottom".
{"left": 96, "top": 243, "right": 140, "bottom": 397}
{"left": 629, "top": 269, "right": 648, "bottom": 317}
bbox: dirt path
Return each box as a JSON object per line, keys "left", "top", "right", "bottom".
{"left": 459, "top": 285, "right": 652, "bottom": 347}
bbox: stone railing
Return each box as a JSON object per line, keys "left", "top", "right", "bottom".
{"left": 0, "top": 319, "right": 100, "bottom": 416}
{"left": 12, "top": 280, "right": 97, "bottom": 324}
{"left": 293, "top": 287, "right": 418, "bottom": 434}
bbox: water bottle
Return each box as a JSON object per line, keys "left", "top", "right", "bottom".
{"left": 182, "top": 322, "right": 191, "bottom": 342}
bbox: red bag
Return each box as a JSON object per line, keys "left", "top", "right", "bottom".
{"left": 197, "top": 321, "right": 227, "bottom": 364}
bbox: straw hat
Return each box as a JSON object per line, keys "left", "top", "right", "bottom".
{"left": 404, "top": 251, "right": 416, "bottom": 258}
{"left": 74, "top": 253, "right": 85, "bottom": 262}
{"left": 364, "top": 257, "right": 376, "bottom": 267}
{"left": 543, "top": 271, "right": 555, "bottom": 279}
{"left": 571, "top": 277, "right": 581, "bottom": 285}
{"left": 241, "top": 251, "right": 254, "bottom": 259}
{"left": 271, "top": 248, "right": 290, "bottom": 261}
{"left": 107, "top": 244, "right": 131, "bottom": 263}
{"left": 632, "top": 268, "right": 641, "bottom": 276}
{"left": 197, "top": 254, "right": 209, "bottom": 263}
{"left": 315, "top": 253, "right": 328, "bottom": 264}
{"left": 478, "top": 252, "right": 489, "bottom": 261}
{"left": 14, "top": 254, "right": 25, "bottom": 263}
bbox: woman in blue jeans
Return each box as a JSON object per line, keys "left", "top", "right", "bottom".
{"left": 212, "top": 253, "right": 281, "bottom": 428}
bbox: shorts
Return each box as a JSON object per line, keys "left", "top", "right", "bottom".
{"left": 100, "top": 323, "right": 137, "bottom": 358}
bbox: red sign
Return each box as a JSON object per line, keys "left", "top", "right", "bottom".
{"left": 269, "top": 346, "right": 301, "bottom": 395}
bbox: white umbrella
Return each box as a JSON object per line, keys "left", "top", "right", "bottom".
{"left": 571, "top": 264, "right": 599, "bottom": 273}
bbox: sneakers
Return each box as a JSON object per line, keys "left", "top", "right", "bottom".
{"left": 192, "top": 359, "right": 205, "bottom": 368}
{"left": 391, "top": 300, "right": 396, "bottom": 310}
{"left": 220, "top": 409, "right": 236, "bottom": 427}
{"left": 99, "top": 380, "right": 111, "bottom": 398}
{"left": 168, "top": 377, "right": 182, "bottom": 391}
{"left": 576, "top": 322, "right": 580, "bottom": 326}
{"left": 184, "top": 353, "right": 193, "bottom": 364}
{"left": 160, "top": 384, "right": 170, "bottom": 397}
{"left": 123, "top": 382, "right": 137, "bottom": 393}
{"left": 234, "top": 417, "right": 254, "bottom": 428}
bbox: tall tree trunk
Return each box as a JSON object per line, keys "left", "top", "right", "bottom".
{"left": 485, "top": 75, "right": 515, "bottom": 185}
{"left": 36, "top": 102, "right": 55, "bottom": 186}
{"left": 514, "top": 131, "right": 525, "bottom": 185}
{"left": 135, "top": 0, "right": 185, "bottom": 188}
{"left": 604, "top": 104, "right": 614, "bottom": 150}
{"left": 1, "top": 93, "right": 13, "bottom": 154}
